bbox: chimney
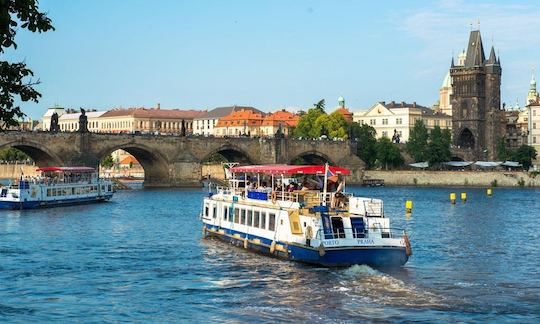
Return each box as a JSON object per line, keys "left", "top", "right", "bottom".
{"left": 413, "top": 101, "right": 416, "bottom": 107}
{"left": 381, "top": 101, "right": 386, "bottom": 105}
{"left": 157, "top": 103, "right": 161, "bottom": 110}
{"left": 391, "top": 101, "right": 395, "bottom": 106}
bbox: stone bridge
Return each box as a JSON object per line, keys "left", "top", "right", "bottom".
{"left": 0, "top": 131, "right": 365, "bottom": 186}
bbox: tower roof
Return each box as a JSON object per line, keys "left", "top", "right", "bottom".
{"left": 464, "top": 30, "right": 486, "bottom": 67}
{"left": 486, "top": 46, "right": 498, "bottom": 65}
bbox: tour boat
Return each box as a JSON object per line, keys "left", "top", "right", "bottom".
{"left": 200, "top": 164, "right": 412, "bottom": 267}
{"left": 0, "top": 167, "right": 114, "bottom": 210}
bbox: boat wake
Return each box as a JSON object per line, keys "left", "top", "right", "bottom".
{"left": 335, "top": 265, "right": 449, "bottom": 310}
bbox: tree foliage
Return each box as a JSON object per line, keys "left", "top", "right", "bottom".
{"left": 101, "top": 154, "right": 115, "bottom": 169}
{"left": 376, "top": 137, "right": 404, "bottom": 170}
{"left": 293, "top": 99, "right": 349, "bottom": 139}
{"left": 349, "top": 122, "right": 377, "bottom": 169}
{"left": 0, "top": 0, "right": 54, "bottom": 130}
{"left": 426, "top": 126, "right": 452, "bottom": 166}
{"left": 513, "top": 145, "right": 537, "bottom": 170}
{"left": 0, "top": 146, "right": 30, "bottom": 161}
{"left": 406, "top": 119, "right": 429, "bottom": 162}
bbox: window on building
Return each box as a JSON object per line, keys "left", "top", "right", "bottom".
{"left": 534, "top": 122, "right": 537, "bottom": 130}
{"left": 534, "top": 109, "right": 537, "bottom": 116}
{"left": 370, "top": 119, "right": 376, "bottom": 125}
{"left": 534, "top": 136, "right": 537, "bottom": 144}
{"left": 435, "top": 120, "right": 440, "bottom": 126}
{"left": 382, "top": 118, "right": 388, "bottom": 125}
{"left": 396, "top": 118, "right": 402, "bottom": 125}
{"left": 382, "top": 131, "right": 388, "bottom": 137}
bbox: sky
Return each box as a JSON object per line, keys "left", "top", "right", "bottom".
{"left": 5, "top": 0, "right": 540, "bottom": 119}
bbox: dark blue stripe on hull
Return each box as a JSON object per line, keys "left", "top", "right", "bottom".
{"left": 203, "top": 224, "right": 408, "bottom": 267}
{"left": 0, "top": 195, "right": 113, "bottom": 210}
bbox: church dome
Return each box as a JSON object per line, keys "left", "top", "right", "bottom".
{"left": 442, "top": 72, "right": 452, "bottom": 88}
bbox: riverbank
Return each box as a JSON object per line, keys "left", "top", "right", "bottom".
{"left": 363, "top": 170, "right": 540, "bottom": 187}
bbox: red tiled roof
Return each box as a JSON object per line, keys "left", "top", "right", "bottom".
{"left": 119, "top": 156, "right": 140, "bottom": 165}
{"left": 216, "top": 109, "right": 265, "bottom": 127}
{"left": 101, "top": 108, "right": 206, "bottom": 119}
{"left": 261, "top": 110, "right": 299, "bottom": 127}
{"left": 334, "top": 107, "right": 353, "bottom": 122}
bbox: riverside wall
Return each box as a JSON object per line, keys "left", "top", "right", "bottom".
{"left": 0, "top": 164, "right": 39, "bottom": 179}
{"left": 363, "top": 170, "right": 540, "bottom": 187}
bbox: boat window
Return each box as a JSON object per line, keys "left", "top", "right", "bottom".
{"left": 240, "top": 209, "right": 246, "bottom": 224}
{"left": 253, "top": 211, "right": 260, "bottom": 227}
{"left": 108, "top": 185, "right": 112, "bottom": 191}
{"left": 223, "top": 205, "right": 229, "bottom": 221}
{"left": 234, "top": 208, "right": 240, "bottom": 223}
{"left": 47, "top": 189, "right": 51, "bottom": 197}
{"left": 213, "top": 205, "right": 217, "bottom": 219}
{"left": 268, "top": 213, "right": 276, "bottom": 231}
{"left": 71, "top": 188, "right": 75, "bottom": 195}
{"left": 247, "top": 210, "right": 253, "bottom": 226}
{"left": 260, "top": 212, "right": 266, "bottom": 230}
{"left": 205, "top": 205, "right": 209, "bottom": 217}
{"left": 331, "top": 217, "right": 346, "bottom": 239}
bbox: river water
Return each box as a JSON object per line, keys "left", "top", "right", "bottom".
{"left": 1, "top": 186, "right": 539, "bottom": 322}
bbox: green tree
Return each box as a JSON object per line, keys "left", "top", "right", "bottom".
{"left": 313, "top": 99, "right": 325, "bottom": 113}
{"left": 101, "top": 154, "right": 115, "bottom": 169}
{"left": 512, "top": 145, "right": 537, "bottom": 170}
{"left": 376, "top": 137, "right": 404, "bottom": 170}
{"left": 0, "top": 147, "right": 30, "bottom": 161}
{"left": 349, "top": 122, "right": 377, "bottom": 169}
{"left": 406, "top": 119, "right": 429, "bottom": 162}
{"left": 293, "top": 107, "right": 325, "bottom": 138}
{"left": 426, "top": 126, "right": 452, "bottom": 167}
{"left": 496, "top": 137, "right": 512, "bottom": 161}
{"left": 0, "top": 0, "right": 54, "bottom": 130}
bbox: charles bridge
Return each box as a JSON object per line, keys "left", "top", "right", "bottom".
{"left": 0, "top": 131, "right": 365, "bottom": 186}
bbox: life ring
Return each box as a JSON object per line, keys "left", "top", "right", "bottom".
{"left": 271, "top": 191, "right": 277, "bottom": 204}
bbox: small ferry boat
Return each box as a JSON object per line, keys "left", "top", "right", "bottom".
{"left": 200, "top": 164, "right": 411, "bottom": 267}
{"left": 0, "top": 167, "right": 114, "bottom": 210}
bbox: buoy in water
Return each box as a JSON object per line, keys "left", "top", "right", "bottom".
{"left": 405, "top": 200, "right": 413, "bottom": 213}
{"left": 450, "top": 193, "right": 456, "bottom": 204}
{"left": 461, "top": 192, "right": 467, "bottom": 202}
{"left": 487, "top": 188, "right": 493, "bottom": 196}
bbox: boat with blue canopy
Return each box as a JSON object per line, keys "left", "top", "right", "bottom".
{"left": 200, "top": 164, "right": 411, "bottom": 267}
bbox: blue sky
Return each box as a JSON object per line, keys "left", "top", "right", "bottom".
{"left": 6, "top": 0, "right": 540, "bottom": 119}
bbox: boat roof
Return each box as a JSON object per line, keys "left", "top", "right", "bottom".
{"left": 36, "top": 167, "right": 96, "bottom": 173}
{"left": 230, "top": 164, "right": 350, "bottom": 175}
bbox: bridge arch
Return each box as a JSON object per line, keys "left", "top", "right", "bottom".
{"left": 457, "top": 128, "right": 475, "bottom": 149}
{"left": 201, "top": 144, "right": 254, "bottom": 164}
{"left": 97, "top": 143, "right": 170, "bottom": 186}
{"left": 0, "top": 140, "right": 63, "bottom": 166}
{"left": 290, "top": 150, "right": 335, "bottom": 165}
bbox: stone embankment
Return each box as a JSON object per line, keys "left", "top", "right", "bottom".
{"left": 363, "top": 170, "right": 540, "bottom": 187}
{"left": 0, "top": 163, "right": 39, "bottom": 179}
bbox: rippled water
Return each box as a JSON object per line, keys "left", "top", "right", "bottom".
{"left": 1, "top": 186, "right": 539, "bottom": 322}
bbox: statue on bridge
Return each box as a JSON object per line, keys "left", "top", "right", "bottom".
{"left": 181, "top": 119, "right": 186, "bottom": 137}
{"left": 79, "top": 108, "right": 88, "bottom": 133}
{"left": 50, "top": 112, "right": 60, "bottom": 133}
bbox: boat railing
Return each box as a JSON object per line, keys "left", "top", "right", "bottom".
{"left": 315, "top": 227, "right": 405, "bottom": 240}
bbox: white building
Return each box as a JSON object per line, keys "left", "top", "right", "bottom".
{"left": 58, "top": 111, "right": 105, "bottom": 132}
{"left": 353, "top": 101, "right": 452, "bottom": 142}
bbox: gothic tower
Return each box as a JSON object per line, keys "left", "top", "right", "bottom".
{"left": 450, "top": 30, "right": 504, "bottom": 160}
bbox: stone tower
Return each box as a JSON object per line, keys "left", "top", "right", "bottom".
{"left": 450, "top": 30, "right": 504, "bottom": 160}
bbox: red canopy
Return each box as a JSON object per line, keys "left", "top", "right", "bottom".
{"left": 36, "top": 167, "right": 96, "bottom": 173}
{"left": 229, "top": 164, "right": 350, "bottom": 175}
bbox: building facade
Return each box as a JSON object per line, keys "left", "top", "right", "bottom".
{"left": 193, "top": 106, "right": 261, "bottom": 136}
{"left": 450, "top": 30, "right": 505, "bottom": 160}
{"left": 259, "top": 110, "right": 299, "bottom": 136}
{"left": 353, "top": 101, "right": 452, "bottom": 142}
{"left": 214, "top": 109, "right": 265, "bottom": 136}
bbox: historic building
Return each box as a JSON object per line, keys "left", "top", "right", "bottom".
{"left": 450, "top": 30, "right": 505, "bottom": 160}
{"left": 214, "top": 109, "right": 265, "bottom": 136}
{"left": 525, "top": 70, "right": 540, "bottom": 168}
{"left": 334, "top": 96, "right": 354, "bottom": 122}
{"left": 259, "top": 110, "right": 299, "bottom": 137}
{"left": 193, "top": 106, "right": 262, "bottom": 136}
{"left": 353, "top": 101, "right": 452, "bottom": 142}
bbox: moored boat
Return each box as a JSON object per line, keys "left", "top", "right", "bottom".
{"left": 0, "top": 167, "right": 114, "bottom": 210}
{"left": 200, "top": 164, "right": 411, "bottom": 267}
